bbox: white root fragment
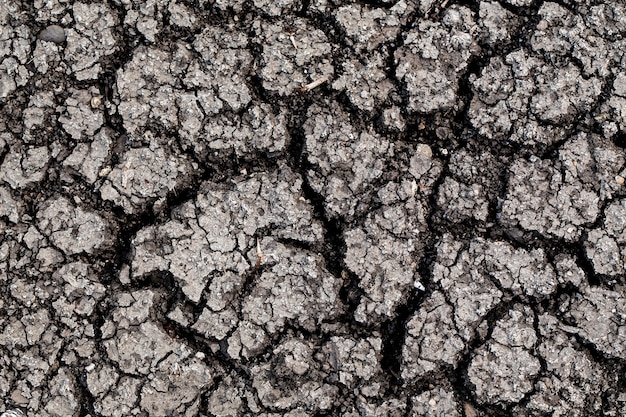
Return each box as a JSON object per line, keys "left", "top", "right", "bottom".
{"left": 301, "top": 77, "right": 327, "bottom": 92}
{"left": 256, "top": 238, "right": 263, "bottom": 268}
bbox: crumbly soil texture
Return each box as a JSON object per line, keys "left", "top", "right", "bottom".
{"left": 2, "top": 0, "right": 626, "bottom": 416}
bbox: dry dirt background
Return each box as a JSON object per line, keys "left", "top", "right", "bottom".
{"left": 1, "top": 0, "right": 626, "bottom": 416}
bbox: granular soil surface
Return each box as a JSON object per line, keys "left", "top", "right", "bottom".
{"left": 1, "top": 0, "right": 626, "bottom": 416}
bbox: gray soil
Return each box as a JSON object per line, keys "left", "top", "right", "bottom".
{"left": 1, "top": 0, "right": 626, "bottom": 416}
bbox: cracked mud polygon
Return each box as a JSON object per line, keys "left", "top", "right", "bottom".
{"left": 1, "top": 0, "right": 626, "bottom": 416}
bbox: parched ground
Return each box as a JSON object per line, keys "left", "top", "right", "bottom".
{"left": 1, "top": 0, "right": 626, "bottom": 416}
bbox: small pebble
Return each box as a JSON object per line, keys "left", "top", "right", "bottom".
{"left": 98, "top": 167, "right": 111, "bottom": 177}
{"left": 38, "top": 25, "right": 66, "bottom": 43}
{"left": 616, "top": 175, "right": 624, "bottom": 185}
{"left": 91, "top": 96, "right": 102, "bottom": 108}
{"left": 416, "top": 143, "right": 433, "bottom": 159}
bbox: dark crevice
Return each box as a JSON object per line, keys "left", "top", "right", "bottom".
{"left": 285, "top": 95, "right": 348, "bottom": 285}
{"left": 379, "top": 286, "right": 425, "bottom": 390}
{"left": 76, "top": 368, "right": 98, "bottom": 417}
{"left": 613, "top": 131, "right": 626, "bottom": 149}
{"left": 450, "top": 298, "right": 520, "bottom": 417}
{"left": 378, "top": 128, "right": 449, "bottom": 392}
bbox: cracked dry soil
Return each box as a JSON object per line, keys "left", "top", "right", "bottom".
{"left": 2, "top": 0, "right": 626, "bottom": 416}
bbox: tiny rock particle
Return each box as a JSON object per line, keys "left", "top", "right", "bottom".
{"left": 91, "top": 96, "right": 102, "bottom": 108}
{"left": 38, "top": 25, "right": 66, "bottom": 43}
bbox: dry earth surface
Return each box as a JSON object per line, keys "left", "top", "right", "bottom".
{"left": 1, "top": 0, "right": 626, "bottom": 416}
